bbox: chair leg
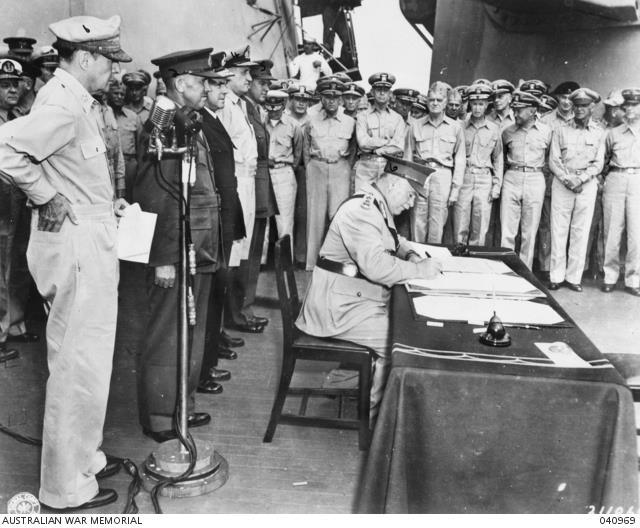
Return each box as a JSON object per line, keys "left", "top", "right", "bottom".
{"left": 357, "top": 358, "right": 372, "bottom": 450}
{"left": 263, "top": 353, "right": 297, "bottom": 443}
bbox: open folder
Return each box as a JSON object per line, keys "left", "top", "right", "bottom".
{"left": 117, "top": 203, "right": 157, "bottom": 264}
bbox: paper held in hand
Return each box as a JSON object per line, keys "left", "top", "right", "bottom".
{"left": 116, "top": 203, "right": 157, "bottom": 264}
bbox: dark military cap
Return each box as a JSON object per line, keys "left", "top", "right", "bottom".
{"left": 317, "top": 78, "right": 346, "bottom": 96}
{"left": 250, "top": 59, "right": 275, "bottom": 81}
{"left": 383, "top": 155, "right": 433, "bottom": 198}
{"left": 520, "top": 79, "right": 548, "bottom": 97}
{"left": 151, "top": 48, "right": 220, "bottom": 78}
{"left": 138, "top": 69, "right": 152, "bottom": 85}
{"left": 453, "top": 85, "right": 469, "bottom": 102}
{"left": 368, "top": 72, "right": 396, "bottom": 89}
{"left": 511, "top": 90, "right": 540, "bottom": 108}
{"left": 471, "top": 78, "right": 491, "bottom": 86}
{"left": 570, "top": 87, "right": 600, "bottom": 105}
{"left": 332, "top": 72, "right": 352, "bottom": 83}
{"left": 223, "top": 46, "right": 257, "bottom": 68}
{"left": 270, "top": 79, "right": 290, "bottom": 91}
{"left": 492, "top": 79, "right": 515, "bottom": 95}
{"left": 0, "top": 58, "right": 22, "bottom": 80}
{"left": 3, "top": 37, "right": 36, "bottom": 59}
{"left": 466, "top": 83, "right": 493, "bottom": 101}
{"left": 393, "top": 88, "right": 419, "bottom": 104}
{"left": 344, "top": 82, "right": 365, "bottom": 97}
{"left": 264, "top": 89, "right": 289, "bottom": 106}
{"left": 32, "top": 45, "right": 59, "bottom": 67}
{"left": 288, "top": 82, "right": 315, "bottom": 100}
{"left": 539, "top": 94, "right": 558, "bottom": 112}
{"left": 621, "top": 88, "right": 640, "bottom": 105}
{"left": 206, "top": 51, "right": 234, "bottom": 79}
{"left": 412, "top": 93, "right": 429, "bottom": 112}
{"left": 122, "top": 71, "right": 147, "bottom": 86}
{"left": 551, "top": 81, "right": 580, "bottom": 96}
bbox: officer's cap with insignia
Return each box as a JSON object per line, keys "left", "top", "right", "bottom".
{"left": 250, "top": 59, "right": 276, "bottom": 81}
{"left": 317, "top": 78, "right": 346, "bottom": 96}
{"left": 343, "top": 82, "right": 365, "bottom": 97}
{"left": 393, "top": 88, "right": 419, "bottom": 104}
{"left": 520, "top": 79, "right": 548, "bottom": 97}
{"left": 539, "top": 94, "right": 558, "bottom": 112}
{"left": 382, "top": 155, "right": 433, "bottom": 198}
{"left": 32, "top": 45, "right": 59, "bottom": 68}
{"left": 412, "top": 93, "right": 429, "bottom": 112}
{"left": 453, "top": 85, "right": 469, "bottom": 102}
{"left": 151, "top": 48, "right": 221, "bottom": 79}
{"left": 288, "top": 82, "right": 315, "bottom": 100}
{"left": 222, "top": 46, "right": 258, "bottom": 68}
{"left": 264, "top": 90, "right": 289, "bottom": 107}
{"left": 270, "top": 79, "right": 290, "bottom": 91}
{"left": 122, "top": 71, "right": 147, "bottom": 86}
{"left": 621, "top": 88, "right": 640, "bottom": 106}
{"left": 331, "top": 71, "right": 352, "bottom": 84}
{"left": 3, "top": 37, "right": 37, "bottom": 60}
{"left": 368, "top": 72, "right": 396, "bottom": 89}
{"left": 466, "top": 83, "right": 493, "bottom": 101}
{"left": 49, "top": 15, "right": 132, "bottom": 62}
{"left": 604, "top": 90, "right": 624, "bottom": 107}
{"left": 551, "top": 81, "right": 580, "bottom": 97}
{"left": 570, "top": 87, "right": 600, "bottom": 105}
{"left": 206, "top": 51, "right": 234, "bottom": 80}
{"left": 0, "top": 59, "right": 23, "bottom": 81}
{"left": 511, "top": 90, "right": 540, "bottom": 108}
{"left": 492, "top": 79, "right": 515, "bottom": 95}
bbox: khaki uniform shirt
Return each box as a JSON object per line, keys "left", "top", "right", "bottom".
{"left": 542, "top": 109, "right": 574, "bottom": 131}
{"left": 267, "top": 114, "right": 303, "bottom": 167}
{"left": 285, "top": 108, "right": 311, "bottom": 128}
{"left": 303, "top": 108, "right": 355, "bottom": 164}
{"left": 464, "top": 117, "right": 504, "bottom": 194}
{"left": 355, "top": 105, "right": 406, "bottom": 156}
{"left": 487, "top": 108, "right": 515, "bottom": 131}
{"left": 0, "top": 68, "right": 111, "bottom": 206}
{"left": 549, "top": 118, "right": 606, "bottom": 183}
{"left": 502, "top": 120, "right": 552, "bottom": 169}
{"left": 124, "top": 97, "right": 152, "bottom": 125}
{"left": 217, "top": 90, "right": 258, "bottom": 166}
{"left": 113, "top": 106, "right": 140, "bottom": 158}
{"left": 605, "top": 121, "right": 640, "bottom": 169}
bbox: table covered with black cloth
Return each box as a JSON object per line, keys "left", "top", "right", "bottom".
{"left": 355, "top": 249, "right": 638, "bottom": 514}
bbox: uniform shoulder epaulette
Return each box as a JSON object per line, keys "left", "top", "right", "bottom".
{"left": 360, "top": 191, "right": 374, "bottom": 210}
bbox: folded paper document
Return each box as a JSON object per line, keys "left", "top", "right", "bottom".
{"left": 117, "top": 203, "right": 157, "bottom": 264}
{"left": 406, "top": 273, "right": 543, "bottom": 298}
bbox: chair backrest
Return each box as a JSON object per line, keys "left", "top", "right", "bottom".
{"left": 274, "top": 235, "right": 300, "bottom": 348}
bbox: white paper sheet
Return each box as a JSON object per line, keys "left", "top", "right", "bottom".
{"left": 439, "top": 256, "right": 512, "bottom": 275}
{"left": 535, "top": 342, "right": 592, "bottom": 367}
{"left": 406, "top": 272, "right": 543, "bottom": 297}
{"left": 412, "top": 295, "right": 564, "bottom": 325}
{"left": 406, "top": 241, "right": 452, "bottom": 259}
{"left": 117, "top": 203, "right": 157, "bottom": 264}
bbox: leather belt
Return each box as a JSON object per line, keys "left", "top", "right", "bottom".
{"left": 311, "top": 156, "right": 339, "bottom": 164}
{"left": 418, "top": 159, "right": 450, "bottom": 170}
{"left": 568, "top": 169, "right": 587, "bottom": 176}
{"left": 609, "top": 167, "right": 640, "bottom": 173}
{"left": 467, "top": 166, "right": 491, "bottom": 173}
{"left": 270, "top": 161, "right": 291, "bottom": 169}
{"left": 316, "top": 256, "right": 365, "bottom": 279}
{"left": 358, "top": 153, "right": 385, "bottom": 161}
{"left": 508, "top": 165, "right": 544, "bottom": 172}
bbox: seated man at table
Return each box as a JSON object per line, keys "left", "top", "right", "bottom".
{"left": 296, "top": 156, "right": 442, "bottom": 418}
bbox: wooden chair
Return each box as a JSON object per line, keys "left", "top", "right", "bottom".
{"left": 263, "top": 235, "right": 373, "bottom": 450}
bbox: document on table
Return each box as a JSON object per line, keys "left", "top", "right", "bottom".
{"left": 535, "top": 342, "right": 592, "bottom": 367}
{"left": 405, "top": 242, "right": 511, "bottom": 274}
{"left": 117, "top": 203, "right": 157, "bottom": 264}
{"left": 406, "top": 272, "right": 544, "bottom": 298}
{"left": 412, "top": 295, "right": 565, "bottom": 325}
{"left": 406, "top": 241, "right": 451, "bottom": 259}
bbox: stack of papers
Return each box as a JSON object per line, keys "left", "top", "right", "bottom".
{"left": 406, "top": 273, "right": 543, "bottom": 298}
{"left": 412, "top": 295, "right": 564, "bottom": 325}
{"left": 117, "top": 203, "right": 157, "bottom": 264}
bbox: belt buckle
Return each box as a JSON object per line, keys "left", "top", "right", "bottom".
{"left": 344, "top": 263, "right": 358, "bottom": 278}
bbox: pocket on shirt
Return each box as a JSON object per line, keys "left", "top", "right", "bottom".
{"left": 438, "top": 135, "right": 456, "bottom": 154}
{"left": 80, "top": 137, "right": 107, "bottom": 159}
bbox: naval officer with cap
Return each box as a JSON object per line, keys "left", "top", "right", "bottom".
{"left": 548, "top": 88, "right": 605, "bottom": 291}
{"left": 393, "top": 88, "right": 419, "bottom": 124}
{"left": 123, "top": 70, "right": 152, "bottom": 123}
{"left": 297, "top": 156, "right": 441, "bottom": 417}
{"left": 354, "top": 72, "right": 406, "bottom": 192}
{"left": 602, "top": 88, "right": 640, "bottom": 296}
{"left": 134, "top": 48, "right": 223, "bottom": 440}
{"left": 0, "top": 15, "right": 130, "bottom": 510}
{"left": 343, "top": 82, "right": 365, "bottom": 118}
{"left": 453, "top": 83, "right": 503, "bottom": 246}
{"left": 500, "top": 90, "right": 552, "bottom": 269}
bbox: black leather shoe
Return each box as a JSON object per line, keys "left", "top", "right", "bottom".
{"left": 208, "top": 367, "right": 231, "bottom": 382}
{"left": 197, "top": 379, "right": 223, "bottom": 394}
{"left": 218, "top": 346, "right": 238, "bottom": 360}
{"left": 0, "top": 344, "right": 18, "bottom": 363}
{"left": 188, "top": 412, "right": 211, "bottom": 428}
{"left": 625, "top": 286, "right": 640, "bottom": 297}
{"left": 547, "top": 282, "right": 561, "bottom": 290}
{"left": 42, "top": 488, "right": 118, "bottom": 511}
{"left": 96, "top": 455, "right": 121, "bottom": 479}
{"left": 249, "top": 315, "right": 268, "bottom": 326}
{"left": 143, "top": 413, "right": 212, "bottom": 442}
{"left": 229, "top": 320, "right": 265, "bottom": 333}
{"left": 221, "top": 330, "right": 244, "bottom": 348}
{"left": 566, "top": 282, "right": 583, "bottom": 292}
{"left": 601, "top": 283, "right": 615, "bottom": 293}
{"left": 7, "top": 332, "right": 39, "bottom": 343}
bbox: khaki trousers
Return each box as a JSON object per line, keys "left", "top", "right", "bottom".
{"left": 550, "top": 178, "right": 597, "bottom": 284}
{"left": 305, "top": 158, "right": 351, "bottom": 270}
{"left": 228, "top": 163, "right": 256, "bottom": 267}
{"left": 603, "top": 171, "right": 640, "bottom": 288}
{"left": 354, "top": 155, "right": 387, "bottom": 193}
{"left": 28, "top": 204, "right": 118, "bottom": 509}
{"left": 452, "top": 167, "right": 493, "bottom": 246}
{"left": 410, "top": 167, "right": 452, "bottom": 243}
{"left": 500, "top": 170, "right": 546, "bottom": 269}
{"left": 263, "top": 165, "right": 297, "bottom": 256}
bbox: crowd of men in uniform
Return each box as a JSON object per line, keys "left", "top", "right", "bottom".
{"left": 0, "top": 12, "right": 639, "bottom": 511}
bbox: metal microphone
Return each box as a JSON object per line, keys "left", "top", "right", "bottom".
{"left": 148, "top": 95, "right": 176, "bottom": 130}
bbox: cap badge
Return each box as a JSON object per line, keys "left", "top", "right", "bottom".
{"left": 381, "top": 74, "right": 388, "bottom": 82}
